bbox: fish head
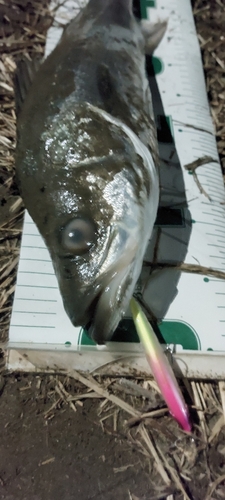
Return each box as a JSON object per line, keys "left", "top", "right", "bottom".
{"left": 16, "top": 104, "right": 159, "bottom": 343}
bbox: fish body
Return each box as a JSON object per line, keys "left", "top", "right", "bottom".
{"left": 15, "top": 0, "right": 166, "bottom": 342}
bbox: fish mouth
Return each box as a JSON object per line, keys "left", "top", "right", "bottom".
{"left": 76, "top": 260, "right": 136, "bottom": 344}
{"left": 68, "top": 225, "right": 141, "bottom": 344}
{"left": 61, "top": 224, "right": 141, "bottom": 345}
{"left": 87, "top": 263, "right": 135, "bottom": 344}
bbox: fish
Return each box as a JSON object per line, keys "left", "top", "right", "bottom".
{"left": 14, "top": 0, "right": 166, "bottom": 343}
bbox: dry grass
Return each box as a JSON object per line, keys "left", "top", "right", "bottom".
{"left": 193, "top": 0, "right": 225, "bottom": 174}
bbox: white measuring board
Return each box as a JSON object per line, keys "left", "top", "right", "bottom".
{"left": 7, "top": 0, "right": 225, "bottom": 377}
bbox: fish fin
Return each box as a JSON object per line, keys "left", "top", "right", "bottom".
{"left": 14, "top": 58, "right": 42, "bottom": 116}
{"left": 141, "top": 20, "right": 167, "bottom": 54}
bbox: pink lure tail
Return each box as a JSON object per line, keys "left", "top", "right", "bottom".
{"left": 130, "top": 298, "right": 191, "bottom": 432}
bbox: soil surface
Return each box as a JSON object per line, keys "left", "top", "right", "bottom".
{"left": 0, "top": 374, "right": 170, "bottom": 500}
{"left": 0, "top": 375, "right": 151, "bottom": 500}
{"left": 1, "top": 373, "right": 225, "bottom": 500}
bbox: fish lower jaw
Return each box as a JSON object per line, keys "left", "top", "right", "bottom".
{"left": 88, "top": 261, "right": 141, "bottom": 344}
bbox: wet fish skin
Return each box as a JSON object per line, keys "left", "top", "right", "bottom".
{"left": 15, "top": 0, "right": 166, "bottom": 342}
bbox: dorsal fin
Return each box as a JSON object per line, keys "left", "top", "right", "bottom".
{"left": 14, "top": 58, "right": 42, "bottom": 116}
{"left": 141, "top": 20, "right": 167, "bottom": 54}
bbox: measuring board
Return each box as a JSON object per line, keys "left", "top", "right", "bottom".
{"left": 6, "top": 0, "right": 225, "bottom": 377}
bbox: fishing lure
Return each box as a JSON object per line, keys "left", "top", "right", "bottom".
{"left": 130, "top": 297, "right": 191, "bottom": 432}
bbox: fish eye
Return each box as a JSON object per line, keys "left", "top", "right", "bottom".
{"left": 61, "top": 217, "right": 96, "bottom": 255}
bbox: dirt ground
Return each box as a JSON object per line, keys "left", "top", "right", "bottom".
{"left": 0, "top": 0, "right": 225, "bottom": 499}
{"left": 1, "top": 372, "right": 225, "bottom": 500}
{"left": 0, "top": 374, "right": 153, "bottom": 500}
